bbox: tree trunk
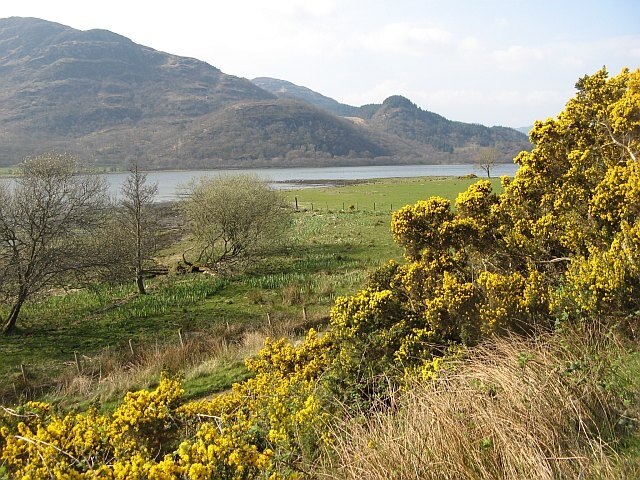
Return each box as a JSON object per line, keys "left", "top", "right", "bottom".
{"left": 136, "top": 269, "right": 146, "bottom": 295}
{"left": 2, "top": 298, "right": 25, "bottom": 334}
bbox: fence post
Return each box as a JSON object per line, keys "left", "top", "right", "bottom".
{"left": 74, "top": 351, "right": 82, "bottom": 374}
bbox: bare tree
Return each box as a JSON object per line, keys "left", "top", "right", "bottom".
{"left": 475, "top": 147, "right": 499, "bottom": 178}
{"left": 183, "top": 174, "right": 290, "bottom": 270}
{"left": 0, "top": 153, "right": 107, "bottom": 334}
{"left": 118, "top": 163, "right": 159, "bottom": 294}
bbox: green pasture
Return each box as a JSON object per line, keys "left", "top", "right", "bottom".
{"left": 283, "top": 175, "right": 504, "bottom": 213}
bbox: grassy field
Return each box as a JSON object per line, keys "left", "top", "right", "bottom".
{"left": 0, "top": 175, "right": 502, "bottom": 405}
{"left": 282, "top": 175, "right": 502, "bottom": 213}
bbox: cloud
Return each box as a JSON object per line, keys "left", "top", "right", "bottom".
{"left": 301, "top": 0, "right": 337, "bottom": 17}
{"left": 490, "top": 45, "right": 546, "bottom": 71}
{"left": 357, "top": 22, "right": 453, "bottom": 56}
{"left": 254, "top": 0, "right": 337, "bottom": 18}
{"left": 458, "top": 36, "right": 481, "bottom": 54}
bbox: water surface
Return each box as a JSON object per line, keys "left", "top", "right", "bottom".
{"left": 103, "top": 163, "right": 519, "bottom": 201}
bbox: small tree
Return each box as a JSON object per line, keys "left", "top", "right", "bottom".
{"left": 183, "top": 174, "right": 289, "bottom": 270}
{"left": 475, "top": 147, "right": 499, "bottom": 178}
{"left": 118, "top": 163, "right": 159, "bottom": 294}
{"left": 0, "top": 153, "right": 107, "bottom": 334}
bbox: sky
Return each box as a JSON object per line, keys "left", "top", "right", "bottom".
{"left": 1, "top": 0, "right": 639, "bottom": 128}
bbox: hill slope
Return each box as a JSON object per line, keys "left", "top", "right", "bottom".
{"left": 252, "top": 79, "right": 529, "bottom": 162}
{"left": 252, "top": 77, "right": 359, "bottom": 117}
{"left": 365, "top": 96, "right": 528, "bottom": 161}
{"left": 0, "top": 17, "right": 274, "bottom": 165}
{"left": 155, "top": 99, "right": 391, "bottom": 168}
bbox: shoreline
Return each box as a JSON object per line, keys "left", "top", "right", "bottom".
{"left": 272, "top": 174, "right": 481, "bottom": 188}
{"left": 0, "top": 161, "right": 515, "bottom": 178}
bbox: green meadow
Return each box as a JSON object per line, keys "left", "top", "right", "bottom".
{"left": 282, "top": 175, "right": 502, "bottom": 212}
{"left": 0, "top": 175, "right": 502, "bottom": 405}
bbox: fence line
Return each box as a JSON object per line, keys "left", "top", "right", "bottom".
{"left": 291, "top": 201, "right": 397, "bottom": 213}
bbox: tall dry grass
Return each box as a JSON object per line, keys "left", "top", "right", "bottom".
{"left": 320, "top": 326, "right": 630, "bottom": 479}
{"left": 52, "top": 326, "right": 247, "bottom": 403}
{"left": 51, "top": 310, "right": 328, "bottom": 406}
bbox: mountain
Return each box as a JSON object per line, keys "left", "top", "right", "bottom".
{"left": 515, "top": 126, "right": 533, "bottom": 135}
{"left": 0, "top": 17, "right": 530, "bottom": 168}
{"left": 363, "top": 96, "right": 528, "bottom": 161}
{"left": 251, "top": 79, "right": 529, "bottom": 162}
{"left": 156, "top": 99, "right": 389, "bottom": 167}
{"left": 0, "top": 17, "right": 275, "bottom": 165}
{"left": 0, "top": 18, "right": 272, "bottom": 128}
{"left": 252, "top": 77, "right": 359, "bottom": 117}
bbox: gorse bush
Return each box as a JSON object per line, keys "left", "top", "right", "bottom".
{"left": 331, "top": 67, "right": 640, "bottom": 394}
{"left": 1, "top": 67, "right": 639, "bottom": 477}
{"left": 0, "top": 331, "right": 331, "bottom": 479}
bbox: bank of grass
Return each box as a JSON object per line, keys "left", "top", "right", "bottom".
{"left": 319, "top": 320, "right": 640, "bottom": 479}
{"left": 0, "top": 176, "right": 501, "bottom": 404}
